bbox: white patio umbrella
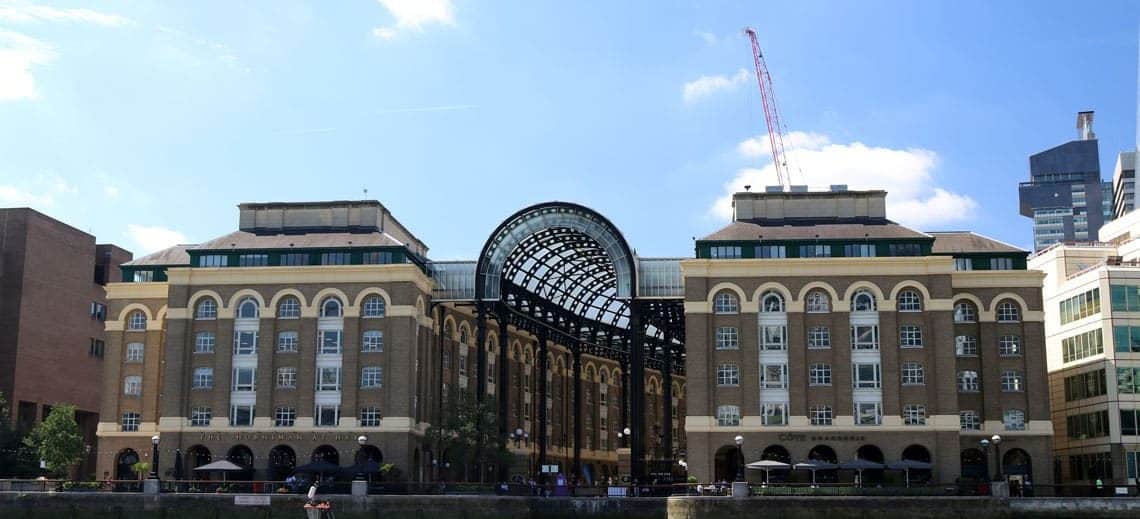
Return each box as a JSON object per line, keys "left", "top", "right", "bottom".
{"left": 746, "top": 459, "right": 791, "bottom": 485}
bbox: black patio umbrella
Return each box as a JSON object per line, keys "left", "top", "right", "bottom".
{"left": 292, "top": 460, "right": 341, "bottom": 476}
{"left": 887, "top": 459, "right": 933, "bottom": 488}
{"left": 344, "top": 459, "right": 381, "bottom": 475}
{"left": 793, "top": 460, "right": 838, "bottom": 486}
{"left": 839, "top": 459, "right": 884, "bottom": 487}
{"left": 173, "top": 449, "right": 184, "bottom": 481}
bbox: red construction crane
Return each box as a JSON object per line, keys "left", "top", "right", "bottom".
{"left": 744, "top": 27, "right": 792, "bottom": 190}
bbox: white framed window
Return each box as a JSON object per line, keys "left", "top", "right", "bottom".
{"left": 808, "top": 363, "right": 831, "bottom": 386}
{"left": 761, "top": 402, "right": 788, "bottom": 426}
{"left": 317, "top": 367, "right": 342, "bottom": 391}
{"left": 233, "top": 331, "right": 257, "bottom": 355}
{"left": 716, "top": 364, "right": 740, "bottom": 386}
{"left": 761, "top": 325, "right": 787, "bottom": 351}
{"left": 713, "top": 292, "right": 739, "bottom": 314}
{"left": 991, "top": 258, "right": 1014, "bottom": 270}
{"left": 229, "top": 404, "right": 254, "bottom": 427}
{"left": 232, "top": 367, "right": 255, "bottom": 392}
{"left": 756, "top": 244, "right": 786, "bottom": 258}
{"left": 361, "top": 366, "right": 383, "bottom": 388}
{"left": 360, "top": 406, "right": 382, "bottom": 427}
{"left": 458, "top": 352, "right": 468, "bottom": 376}
{"left": 277, "top": 297, "right": 300, "bottom": 319}
{"left": 851, "top": 325, "right": 879, "bottom": 350}
{"left": 809, "top": 405, "right": 833, "bottom": 426}
{"left": 903, "top": 404, "right": 926, "bottom": 425}
{"left": 236, "top": 297, "right": 259, "bottom": 319}
{"left": 960, "top": 410, "right": 981, "bottom": 430}
{"left": 955, "top": 335, "right": 977, "bottom": 356}
{"left": 806, "top": 291, "right": 830, "bottom": 313}
{"left": 802, "top": 244, "right": 832, "bottom": 257}
{"left": 1001, "top": 370, "right": 1024, "bottom": 392}
{"left": 195, "top": 299, "right": 217, "bottom": 320}
{"left": 192, "top": 367, "right": 213, "bottom": 389}
{"left": 274, "top": 407, "right": 296, "bottom": 427}
{"left": 316, "top": 405, "right": 340, "bottom": 427}
{"left": 190, "top": 407, "right": 211, "bottom": 427}
{"left": 125, "top": 342, "right": 145, "bottom": 362}
{"left": 709, "top": 246, "right": 742, "bottom": 259}
{"left": 761, "top": 291, "right": 785, "bottom": 313}
{"left": 198, "top": 254, "right": 228, "bottom": 267}
{"left": 1004, "top": 409, "right": 1026, "bottom": 431}
{"left": 761, "top": 364, "right": 788, "bottom": 389}
{"left": 194, "top": 332, "right": 216, "bottom": 354}
{"left": 276, "top": 367, "right": 297, "bottom": 388}
{"left": 716, "top": 405, "right": 741, "bottom": 426}
{"left": 899, "top": 325, "right": 923, "bottom": 347}
{"left": 121, "top": 412, "right": 140, "bottom": 432}
{"left": 277, "top": 331, "right": 298, "bottom": 353}
{"left": 123, "top": 376, "right": 142, "bottom": 396}
{"left": 901, "top": 362, "right": 925, "bottom": 385}
{"left": 897, "top": 290, "right": 922, "bottom": 312}
{"left": 853, "top": 363, "right": 881, "bottom": 389}
{"left": 855, "top": 402, "right": 882, "bottom": 425}
{"left": 954, "top": 302, "right": 977, "bottom": 323}
{"left": 362, "top": 296, "right": 386, "bottom": 318}
{"left": 808, "top": 326, "right": 831, "bottom": 349}
{"left": 997, "top": 301, "right": 1020, "bottom": 322}
{"left": 958, "top": 370, "right": 979, "bottom": 392}
{"left": 954, "top": 258, "right": 973, "bottom": 271}
{"left": 320, "top": 297, "right": 343, "bottom": 318}
{"left": 715, "top": 327, "right": 739, "bottom": 350}
{"left": 127, "top": 311, "right": 147, "bottom": 331}
{"left": 852, "top": 290, "right": 877, "bottom": 312}
{"left": 319, "top": 330, "right": 342, "bottom": 354}
{"left": 999, "top": 335, "right": 1022, "bottom": 356}
{"left": 362, "top": 330, "right": 384, "bottom": 352}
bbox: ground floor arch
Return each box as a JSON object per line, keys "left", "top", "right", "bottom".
{"left": 312, "top": 445, "right": 340, "bottom": 465}
{"left": 1003, "top": 448, "right": 1032, "bottom": 477}
{"left": 115, "top": 449, "right": 139, "bottom": 480}
{"left": 713, "top": 445, "right": 739, "bottom": 482}
{"left": 961, "top": 448, "right": 988, "bottom": 480}
{"left": 267, "top": 445, "right": 296, "bottom": 481}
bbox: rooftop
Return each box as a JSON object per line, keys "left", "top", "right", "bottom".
{"left": 702, "top": 220, "right": 928, "bottom": 242}
{"left": 123, "top": 244, "right": 193, "bottom": 266}
{"left": 928, "top": 231, "right": 1025, "bottom": 254}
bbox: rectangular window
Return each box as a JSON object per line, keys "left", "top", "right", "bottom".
{"left": 851, "top": 325, "right": 879, "bottom": 350}
{"left": 958, "top": 370, "right": 980, "bottom": 392}
{"left": 1118, "top": 367, "right": 1140, "bottom": 394}
{"left": 362, "top": 330, "right": 384, "bottom": 352}
{"left": 716, "top": 405, "right": 741, "bottom": 426}
{"left": 232, "top": 367, "right": 255, "bottom": 391}
{"left": 955, "top": 335, "right": 977, "bottom": 356}
{"left": 709, "top": 246, "right": 742, "bottom": 259}
{"left": 132, "top": 270, "right": 155, "bottom": 282}
{"left": 277, "top": 331, "right": 299, "bottom": 353}
{"left": 238, "top": 254, "right": 269, "bottom": 266}
{"left": 808, "top": 363, "right": 831, "bottom": 386}
{"left": 1122, "top": 409, "right": 1139, "bottom": 436}
{"left": 190, "top": 407, "right": 211, "bottom": 427}
{"left": 88, "top": 338, "right": 105, "bottom": 358}
{"left": 229, "top": 405, "right": 254, "bottom": 427}
{"left": 90, "top": 301, "right": 107, "bottom": 321}
{"left": 717, "top": 364, "right": 740, "bottom": 386}
{"left": 990, "top": 257, "right": 1014, "bottom": 270}
{"left": 360, "top": 407, "right": 382, "bottom": 427}
{"left": 998, "top": 335, "right": 1022, "bottom": 356}
{"left": 233, "top": 331, "right": 257, "bottom": 355}
{"left": 195, "top": 332, "right": 216, "bottom": 354}
{"left": 1064, "top": 369, "right": 1107, "bottom": 402}
{"left": 954, "top": 258, "right": 973, "bottom": 271}
{"left": 899, "top": 326, "right": 923, "bottom": 347}
{"left": 1066, "top": 410, "right": 1111, "bottom": 440}
{"left": 1130, "top": 451, "right": 1140, "bottom": 480}
{"left": 317, "top": 367, "right": 342, "bottom": 391}
{"left": 316, "top": 405, "right": 340, "bottom": 426}
{"left": 361, "top": 366, "right": 383, "bottom": 388}
{"left": 1060, "top": 288, "right": 1101, "bottom": 325}
{"left": 853, "top": 363, "right": 881, "bottom": 389}
{"left": 761, "top": 325, "right": 787, "bottom": 351}
{"left": 901, "top": 362, "right": 925, "bottom": 385}
{"left": 274, "top": 407, "right": 296, "bottom": 427}
{"left": 276, "top": 367, "right": 297, "bottom": 388}
{"left": 855, "top": 402, "right": 882, "bottom": 425}
{"left": 761, "top": 403, "right": 788, "bottom": 426}
{"left": 755, "top": 245, "right": 786, "bottom": 258}
{"left": 279, "top": 253, "right": 309, "bottom": 266}
{"left": 1111, "top": 284, "right": 1140, "bottom": 312}
{"left": 800, "top": 244, "right": 832, "bottom": 258}
{"left": 761, "top": 364, "right": 788, "bottom": 389}
{"left": 319, "top": 330, "right": 342, "bottom": 354}
{"left": 888, "top": 243, "right": 922, "bottom": 256}
{"left": 125, "top": 342, "right": 145, "bottom": 362}
{"left": 121, "top": 412, "right": 140, "bottom": 432}
{"left": 960, "top": 411, "right": 981, "bottom": 430}
{"left": 1062, "top": 329, "right": 1104, "bottom": 363}
{"left": 320, "top": 252, "right": 352, "bottom": 265}
{"left": 362, "top": 251, "right": 394, "bottom": 264}
{"left": 807, "top": 326, "right": 831, "bottom": 349}
{"left": 123, "top": 376, "right": 142, "bottom": 396}
{"left": 192, "top": 367, "right": 213, "bottom": 389}
{"left": 843, "top": 244, "right": 875, "bottom": 257}
{"left": 197, "top": 255, "right": 228, "bottom": 267}
{"left": 903, "top": 404, "right": 926, "bottom": 425}
{"left": 809, "top": 406, "right": 833, "bottom": 426}
{"left": 1114, "top": 325, "right": 1140, "bottom": 353}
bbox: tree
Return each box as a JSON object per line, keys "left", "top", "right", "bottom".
{"left": 24, "top": 404, "right": 84, "bottom": 477}
{"left": 0, "top": 392, "right": 38, "bottom": 477}
{"left": 425, "top": 388, "right": 513, "bottom": 483}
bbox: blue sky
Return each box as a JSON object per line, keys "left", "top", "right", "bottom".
{"left": 1, "top": 0, "right": 1139, "bottom": 260}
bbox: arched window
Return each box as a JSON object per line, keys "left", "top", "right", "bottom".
{"left": 897, "top": 290, "right": 922, "bottom": 312}
{"left": 852, "top": 290, "right": 876, "bottom": 312}
{"left": 236, "top": 297, "right": 259, "bottom": 319}
{"left": 443, "top": 321, "right": 454, "bottom": 341}
{"left": 195, "top": 299, "right": 218, "bottom": 320}
{"left": 1003, "top": 409, "right": 1026, "bottom": 431}
{"left": 761, "top": 291, "right": 785, "bottom": 313}
{"left": 277, "top": 297, "right": 300, "bottom": 319}
{"left": 713, "top": 292, "right": 739, "bottom": 314}
{"left": 997, "top": 301, "right": 1020, "bottom": 322}
{"left": 320, "top": 297, "right": 342, "bottom": 318}
{"left": 954, "top": 301, "right": 977, "bottom": 323}
{"left": 806, "top": 290, "right": 830, "bottom": 313}
{"left": 127, "top": 310, "right": 147, "bottom": 331}
{"left": 459, "top": 327, "right": 469, "bottom": 346}
{"left": 362, "top": 296, "right": 386, "bottom": 318}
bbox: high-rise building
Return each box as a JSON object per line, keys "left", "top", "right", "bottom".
{"left": 1019, "top": 111, "right": 1111, "bottom": 251}
{"left": 0, "top": 208, "right": 132, "bottom": 477}
{"left": 1112, "top": 151, "right": 1136, "bottom": 218}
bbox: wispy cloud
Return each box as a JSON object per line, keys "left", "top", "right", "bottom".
{"left": 370, "top": 0, "right": 455, "bottom": 40}
{"left": 682, "top": 68, "right": 749, "bottom": 104}
{"left": 126, "top": 224, "right": 187, "bottom": 255}
{"left": 693, "top": 30, "right": 717, "bottom": 45}
{"left": 0, "top": 4, "right": 131, "bottom": 26}
{"left": 0, "top": 30, "right": 54, "bottom": 101}
{"left": 0, "top": 172, "right": 77, "bottom": 207}
{"left": 375, "top": 104, "right": 477, "bottom": 115}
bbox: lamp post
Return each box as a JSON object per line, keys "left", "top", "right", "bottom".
{"left": 991, "top": 435, "right": 1003, "bottom": 482}
{"left": 357, "top": 435, "right": 368, "bottom": 481}
{"left": 734, "top": 435, "right": 744, "bottom": 482}
{"left": 149, "top": 435, "right": 160, "bottom": 479}
{"left": 979, "top": 438, "right": 990, "bottom": 481}
{"left": 623, "top": 427, "right": 631, "bottom": 448}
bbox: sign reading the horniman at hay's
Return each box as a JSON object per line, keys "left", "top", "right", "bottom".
{"left": 777, "top": 433, "right": 866, "bottom": 443}
{"left": 192, "top": 432, "right": 362, "bottom": 442}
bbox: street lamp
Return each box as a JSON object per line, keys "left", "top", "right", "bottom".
{"left": 734, "top": 435, "right": 745, "bottom": 482}
{"left": 357, "top": 435, "right": 367, "bottom": 446}
{"left": 978, "top": 438, "right": 990, "bottom": 481}
{"left": 991, "top": 435, "right": 1003, "bottom": 482}
{"left": 150, "top": 435, "right": 160, "bottom": 479}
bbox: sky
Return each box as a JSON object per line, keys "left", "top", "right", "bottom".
{"left": 1, "top": 0, "right": 1139, "bottom": 260}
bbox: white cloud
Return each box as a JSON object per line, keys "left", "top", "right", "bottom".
{"left": 682, "top": 68, "right": 749, "bottom": 103}
{"left": 0, "top": 30, "right": 55, "bottom": 101}
{"left": 0, "top": 172, "right": 76, "bottom": 206}
{"left": 0, "top": 4, "right": 130, "bottom": 26}
{"left": 0, "top": 183, "right": 53, "bottom": 206}
{"left": 371, "top": 0, "right": 455, "bottom": 40}
{"left": 694, "top": 30, "right": 717, "bottom": 45}
{"left": 127, "top": 224, "right": 187, "bottom": 255}
{"left": 710, "top": 131, "right": 978, "bottom": 228}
